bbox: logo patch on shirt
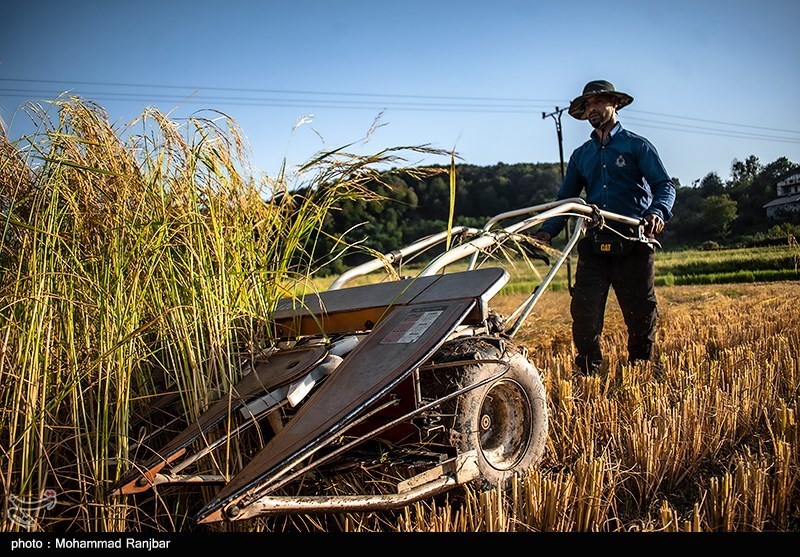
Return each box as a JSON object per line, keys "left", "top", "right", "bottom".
{"left": 616, "top": 155, "right": 626, "bottom": 168}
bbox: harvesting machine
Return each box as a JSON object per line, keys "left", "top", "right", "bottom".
{"left": 110, "top": 198, "right": 660, "bottom": 525}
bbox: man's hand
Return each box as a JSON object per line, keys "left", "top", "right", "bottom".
{"left": 642, "top": 214, "right": 664, "bottom": 236}
{"left": 533, "top": 230, "right": 552, "bottom": 246}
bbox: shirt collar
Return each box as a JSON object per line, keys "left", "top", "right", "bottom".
{"left": 591, "top": 121, "right": 622, "bottom": 143}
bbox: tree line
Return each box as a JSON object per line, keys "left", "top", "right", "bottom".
{"left": 304, "top": 155, "right": 799, "bottom": 275}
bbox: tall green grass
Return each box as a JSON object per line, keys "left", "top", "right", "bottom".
{"left": 0, "top": 97, "right": 445, "bottom": 532}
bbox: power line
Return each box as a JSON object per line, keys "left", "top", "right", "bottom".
{"left": 0, "top": 78, "right": 563, "bottom": 104}
{"left": 623, "top": 116, "right": 800, "bottom": 143}
{"left": 0, "top": 87, "right": 556, "bottom": 112}
{"left": 1, "top": 78, "right": 798, "bottom": 144}
{"left": 624, "top": 120, "right": 800, "bottom": 144}
{"left": 4, "top": 78, "right": 796, "bottom": 135}
{"left": 629, "top": 108, "right": 800, "bottom": 135}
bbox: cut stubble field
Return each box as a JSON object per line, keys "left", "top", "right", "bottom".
{"left": 260, "top": 280, "right": 798, "bottom": 532}
{"left": 399, "top": 280, "right": 800, "bottom": 532}
{"left": 495, "top": 280, "right": 800, "bottom": 368}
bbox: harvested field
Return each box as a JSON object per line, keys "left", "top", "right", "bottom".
{"left": 389, "top": 281, "right": 799, "bottom": 531}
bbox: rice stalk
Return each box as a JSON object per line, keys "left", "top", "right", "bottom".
{"left": 0, "top": 96, "right": 448, "bottom": 532}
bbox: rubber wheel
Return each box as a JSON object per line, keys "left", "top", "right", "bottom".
{"left": 425, "top": 338, "right": 548, "bottom": 490}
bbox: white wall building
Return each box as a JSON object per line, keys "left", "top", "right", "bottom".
{"left": 764, "top": 173, "right": 800, "bottom": 219}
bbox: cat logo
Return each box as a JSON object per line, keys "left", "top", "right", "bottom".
{"left": 600, "top": 243, "right": 612, "bottom": 252}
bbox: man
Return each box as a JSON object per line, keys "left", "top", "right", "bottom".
{"left": 534, "top": 80, "right": 676, "bottom": 375}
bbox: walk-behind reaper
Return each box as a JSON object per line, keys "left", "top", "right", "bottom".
{"left": 110, "top": 198, "right": 661, "bottom": 524}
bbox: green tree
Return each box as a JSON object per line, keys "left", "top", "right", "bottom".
{"left": 700, "top": 194, "right": 738, "bottom": 238}
{"left": 666, "top": 185, "right": 705, "bottom": 244}
{"left": 699, "top": 172, "right": 725, "bottom": 197}
{"left": 730, "top": 155, "right": 761, "bottom": 192}
{"left": 667, "top": 189, "right": 737, "bottom": 243}
{"left": 417, "top": 176, "right": 450, "bottom": 219}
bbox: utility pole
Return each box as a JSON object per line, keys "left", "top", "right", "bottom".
{"left": 542, "top": 107, "right": 566, "bottom": 179}
{"left": 542, "top": 106, "right": 573, "bottom": 292}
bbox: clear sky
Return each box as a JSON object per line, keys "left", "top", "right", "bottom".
{"left": 1, "top": 0, "right": 798, "bottom": 189}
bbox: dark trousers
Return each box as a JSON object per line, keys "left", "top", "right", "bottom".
{"left": 570, "top": 236, "right": 657, "bottom": 371}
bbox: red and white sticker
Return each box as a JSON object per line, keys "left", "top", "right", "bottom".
{"left": 380, "top": 307, "right": 444, "bottom": 344}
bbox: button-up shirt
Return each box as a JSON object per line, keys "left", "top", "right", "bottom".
{"left": 539, "top": 122, "right": 676, "bottom": 237}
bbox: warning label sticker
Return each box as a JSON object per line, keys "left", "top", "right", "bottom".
{"left": 380, "top": 307, "right": 444, "bottom": 344}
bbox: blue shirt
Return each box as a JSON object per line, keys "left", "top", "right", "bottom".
{"left": 539, "top": 122, "right": 676, "bottom": 237}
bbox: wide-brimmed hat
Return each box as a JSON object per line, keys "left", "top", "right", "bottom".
{"left": 568, "top": 80, "right": 634, "bottom": 120}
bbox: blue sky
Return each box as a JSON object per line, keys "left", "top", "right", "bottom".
{"left": 1, "top": 0, "right": 798, "bottom": 189}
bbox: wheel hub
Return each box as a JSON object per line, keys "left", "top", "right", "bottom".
{"left": 479, "top": 379, "right": 532, "bottom": 470}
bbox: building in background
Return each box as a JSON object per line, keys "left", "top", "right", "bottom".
{"left": 763, "top": 173, "right": 800, "bottom": 219}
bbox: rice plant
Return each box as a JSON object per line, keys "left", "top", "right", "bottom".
{"left": 0, "top": 97, "right": 446, "bottom": 532}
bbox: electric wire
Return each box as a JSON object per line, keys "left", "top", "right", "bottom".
{"left": 1, "top": 78, "right": 798, "bottom": 144}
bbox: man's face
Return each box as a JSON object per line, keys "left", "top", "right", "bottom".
{"left": 584, "top": 95, "right": 617, "bottom": 129}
